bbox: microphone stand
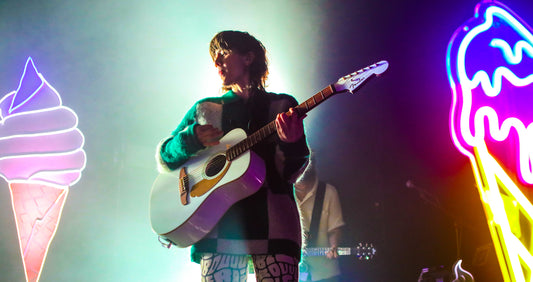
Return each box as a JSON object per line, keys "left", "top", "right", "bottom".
{"left": 405, "top": 180, "right": 465, "bottom": 260}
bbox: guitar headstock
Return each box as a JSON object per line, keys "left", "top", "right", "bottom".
{"left": 354, "top": 242, "right": 377, "bottom": 260}
{"left": 333, "top": 61, "right": 389, "bottom": 94}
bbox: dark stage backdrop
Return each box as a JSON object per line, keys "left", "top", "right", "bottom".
{"left": 1, "top": 0, "right": 531, "bottom": 281}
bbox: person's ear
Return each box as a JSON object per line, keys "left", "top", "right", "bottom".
{"left": 244, "top": 51, "right": 255, "bottom": 66}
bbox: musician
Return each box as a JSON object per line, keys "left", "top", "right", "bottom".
{"left": 156, "top": 30, "right": 310, "bottom": 281}
{"left": 295, "top": 155, "right": 345, "bottom": 282}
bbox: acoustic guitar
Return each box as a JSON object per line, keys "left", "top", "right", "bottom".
{"left": 150, "top": 61, "right": 389, "bottom": 247}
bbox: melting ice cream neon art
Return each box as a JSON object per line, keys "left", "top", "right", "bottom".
{"left": 448, "top": 0, "right": 533, "bottom": 280}
{"left": 0, "top": 57, "right": 86, "bottom": 282}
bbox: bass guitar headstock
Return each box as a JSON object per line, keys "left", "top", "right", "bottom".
{"left": 354, "top": 242, "right": 377, "bottom": 260}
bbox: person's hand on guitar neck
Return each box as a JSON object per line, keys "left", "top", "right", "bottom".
{"left": 326, "top": 227, "right": 342, "bottom": 259}
{"left": 326, "top": 246, "right": 339, "bottom": 259}
{"left": 195, "top": 124, "right": 224, "bottom": 147}
{"left": 275, "top": 107, "right": 306, "bottom": 143}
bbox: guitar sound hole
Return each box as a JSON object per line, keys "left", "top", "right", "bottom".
{"left": 205, "top": 155, "right": 227, "bottom": 177}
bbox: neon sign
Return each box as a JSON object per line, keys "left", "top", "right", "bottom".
{"left": 0, "top": 57, "right": 86, "bottom": 282}
{"left": 447, "top": 1, "right": 533, "bottom": 280}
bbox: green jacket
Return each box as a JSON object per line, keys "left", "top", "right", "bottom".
{"left": 158, "top": 90, "right": 310, "bottom": 262}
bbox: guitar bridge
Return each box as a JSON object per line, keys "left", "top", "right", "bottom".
{"left": 178, "top": 167, "right": 190, "bottom": 205}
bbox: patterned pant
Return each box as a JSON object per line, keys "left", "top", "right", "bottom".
{"left": 200, "top": 253, "right": 299, "bottom": 282}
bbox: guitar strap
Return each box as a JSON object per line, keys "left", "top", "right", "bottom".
{"left": 308, "top": 181, "right": 326, "bottom": 247}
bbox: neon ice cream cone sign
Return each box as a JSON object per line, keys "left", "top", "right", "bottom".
{"left": 0, "top": 58, "right": 86, "bottom": 282}
{"left": 447, "top": 1, "right": 533, "bottom": 280}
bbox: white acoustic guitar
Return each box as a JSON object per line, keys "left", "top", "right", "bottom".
{"left": 150, "top": 61, "right": 389, "bottom": 247}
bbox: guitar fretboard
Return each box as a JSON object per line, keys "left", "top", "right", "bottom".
{"left": 226, "top": 84, "right": 341, "bottom": 161}
{"left": 224, "top": 60, "right": 388, "bottom": 161}
{"left": 304, "top": 247, "right": 353, "bottom": 257}
{"left": 303, "top": 245, "right": 376, "bottom": 259}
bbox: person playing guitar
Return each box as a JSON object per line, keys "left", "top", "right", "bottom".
{"left": 156, "top": 30, "right": 310, "bottom": 281}
{"left": 295, "top": 154, "right": 345, "bottom": 282}
{"left": 152, "top": 29, "right": 388, "bottom": 282}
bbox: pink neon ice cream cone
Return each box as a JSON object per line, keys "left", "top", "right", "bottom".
{"left": 448, "top": 1, "right": 533, "bottom": 186}
{"left": 9, "top": 183, "right": 68, "bottom": 282}
{"left": 447, "top": 2, "right": 533, "bottom": 280}
{"left": 0, "top": 58, "right": 86, "bottom": 281}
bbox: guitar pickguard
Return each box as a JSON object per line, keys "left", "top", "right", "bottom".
{"left": 190, "top": 156, "right": 231, "bottom": 197}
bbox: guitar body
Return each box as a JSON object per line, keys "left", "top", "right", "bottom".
{"left": 150, "top": 128, "right": 266, "bottom": 247}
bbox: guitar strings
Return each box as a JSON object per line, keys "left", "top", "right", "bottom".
{"left": 179, "top": 154, "right": 229, "bottom": 192}
{"left": 177, "top": 62, "right": 386, "bottom": 192}
{"left": 178, "top": 121, "right": 277, "bottom": 193}
{"left": 178, "top": 134, "right": 253, "bottom": 192}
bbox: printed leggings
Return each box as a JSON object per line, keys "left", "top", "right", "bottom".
{"left": 200, "top": 253, "right": 299, "bottom": 282}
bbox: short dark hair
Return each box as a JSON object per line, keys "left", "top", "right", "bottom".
{"left": 209, "top": 30, "right": 268, "bottom": 91}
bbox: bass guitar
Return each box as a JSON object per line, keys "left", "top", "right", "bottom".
{"left": 150, "top": 61, "right": 389, "bottom": 247}
{"left": 301, "top": 243, "right": 376, "bottom": 280}
{"left": 302, "top": 243, "right": 376, "bottom": 259}
{"left": 248, "top": 243, "right": 376, "bottom": 276}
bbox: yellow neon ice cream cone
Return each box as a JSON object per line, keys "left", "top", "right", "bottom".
{"left": 471, "top": 143, "right": 533, "bottom": 281}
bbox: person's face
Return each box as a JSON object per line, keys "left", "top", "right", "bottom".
{"left": 213, "top": 49, "right": 252, "bottom": 87}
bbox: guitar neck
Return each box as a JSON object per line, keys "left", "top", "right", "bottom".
{"left": 304, "top": 244, "right": 376, "bottom": 259}
{"left": 226, "top": 84, "right": 342, "bottom": 161}
{"left": 304, "top": 247, "right": 353, "bottom": 257}
{"left": 225, "top": 60, "right": 389, "bottom": 161}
